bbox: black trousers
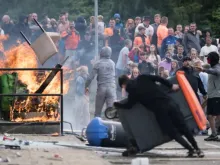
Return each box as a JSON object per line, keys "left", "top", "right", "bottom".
{"left": 154, "top": 101, "right": 199, "bottom": 151}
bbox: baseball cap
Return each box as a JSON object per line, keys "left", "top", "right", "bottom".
{"left": 143, "top": 16, "right": 151, "bottom": 21}
{"left": 114, "top": 13, "right": 121, "bottom": 19}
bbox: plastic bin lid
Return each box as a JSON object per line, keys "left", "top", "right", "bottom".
{"left": 86, "top": 117, "right": 108, "bottom": 146}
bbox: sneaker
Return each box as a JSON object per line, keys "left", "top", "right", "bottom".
{"left": 186, "top": 150, "right": 196, "bottom": 158}
{"left": 199, "top": 130, "right": 208, "bottom": 136}
{"left": 122, "top": 147, "right": 138, "bottom": 157}
{"left": 196, "top": 149, "right": 205, "bottom": 158}
{"left": 204, "top": 134, "right": 218, "bottom": 141}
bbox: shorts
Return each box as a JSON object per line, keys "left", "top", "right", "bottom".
{"left": 207, "top": 98, "right": 220, "bottom": 116}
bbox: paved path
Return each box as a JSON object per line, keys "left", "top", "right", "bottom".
{"left": 101, "top": 136, "right": 220, "bottom": 165}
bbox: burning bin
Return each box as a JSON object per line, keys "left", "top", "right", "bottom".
{"left": 86, "top": 117, "right": 128, "bottom": 147}
{"left": 0, "top": 73, "right": 28, "bottom": 121}
{"left": 0, "top": 73, "right": 17, "bottom": 120}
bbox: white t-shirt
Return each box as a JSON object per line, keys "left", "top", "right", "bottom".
{"left": 116, "top": 47, "right": 129, "bottom": 70}
{"left": 148, "top": 54, "right": 161, "bottom": 63}
{"left": 135, "top": 23, "right": 154, "bottom": 37}
{"left": 200, "top": 45, "right": 219, "bottom": 63}
{"left": 98, "top": 22, "right": 105, "bottom": 34}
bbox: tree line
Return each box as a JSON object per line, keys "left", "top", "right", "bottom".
{"left": 0, "top": 0, "right": 220, "bottom": 36}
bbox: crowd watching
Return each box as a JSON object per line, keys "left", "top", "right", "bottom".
{"left": 0, "top": 12, "right": 220, "bottom": 141}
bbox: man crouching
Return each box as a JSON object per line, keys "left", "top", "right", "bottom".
{"left": 114, "top": 74, "right": 204, "bottom": 157}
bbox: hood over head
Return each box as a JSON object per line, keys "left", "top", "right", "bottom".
{"left": 100, "top": 46, "right": 112, "bottom": 59}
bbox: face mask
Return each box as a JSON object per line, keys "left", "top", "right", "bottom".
{"left": 207, "top": 58, "right": 211, "bottom": 64}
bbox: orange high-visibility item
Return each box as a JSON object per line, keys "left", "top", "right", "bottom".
{"left": 176, "top": 71, "right": 207, "bottom": 130}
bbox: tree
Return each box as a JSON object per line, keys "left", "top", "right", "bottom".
{"left": 0, "top": 0, "right": 218, "bottom": 35}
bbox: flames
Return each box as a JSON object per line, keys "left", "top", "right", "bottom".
{"left": 0, "top": 42, "right": 72, "bottom": 122}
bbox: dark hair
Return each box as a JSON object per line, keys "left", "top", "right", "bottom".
{"left": 140, "top": 52, "right": 146, "bottom": 56}
{"left": 207, "top": 52, "right": 219, "bottom": 62}
{"left": 182, "top": 56, "right": 191, "bottom": 62}
{"left": 203, "top": 29, "right": 212, "bottom": 37}
{"left": 118, "top": 75, "right": 129, "bottom": 88}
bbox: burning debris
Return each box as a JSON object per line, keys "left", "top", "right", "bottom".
{"left": 0, "top": 42, "right": 72, "bottom": 122}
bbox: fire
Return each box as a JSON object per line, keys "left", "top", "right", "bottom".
{"left": 0, "top": 42, "right": 72, "bottom": 122}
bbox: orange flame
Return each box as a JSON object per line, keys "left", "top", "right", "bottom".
{"left": 0, "top": 42, "right": 72, "bottom": 122}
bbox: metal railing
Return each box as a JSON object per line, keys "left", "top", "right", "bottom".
{"left": 0, "top": 68, "right": 64, "bottom": 135}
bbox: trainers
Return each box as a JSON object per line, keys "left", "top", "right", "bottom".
{"left": 196, "top": 149, "right": 205, "bottom": 158}
{"left": 186, "top": 150, "right": 196, "bottom": 158}
{"left": 122, "top": 147, "right": 138, "bottom": 157}
{"left": 204, "top": 134, "right": 218, "bottom": 141}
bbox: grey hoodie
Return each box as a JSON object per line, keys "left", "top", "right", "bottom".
{"left": 85, "top": 47, "right": 116, "bottom": 87}
{"left": 204, "top": 64, "right": 220, "bottom": 98}
{"left": 183, "top": 31, "right": 201, "bottom": 54}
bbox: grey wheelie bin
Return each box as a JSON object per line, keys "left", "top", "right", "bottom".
{"left": 117, "top": 76, "right": 198, "bottom": 153}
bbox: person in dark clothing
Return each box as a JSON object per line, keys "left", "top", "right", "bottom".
{"left": 75, "top": 16, "right": 87, "bottom": 40}
{"left": 200, "top": 30, "right": 217, "bottom": 47}
{"left": 77, "top": 31, "right": 95, "bottom": 70}
{"left": 2, "top": 15, "right": 14, "bottom": 36}
{"left": 42, "top": 19, "right": 54, "bottom": 32}
{"left": 138, "top": 53, "right": 155, "bottom": 75}
{"left": 172, "top": 45, "right": 185, "bottom": 67}
{"left": 177, "top": 57, "right": 207, "bottom": 102}
{"left": 114, "top": 74, "right": 204, "bottom": 157}
{"left": 11, "top": 15, "right": 31, "bottom": 43}
{"left": 2, "top": 15, "right": 14, "bottom": 50}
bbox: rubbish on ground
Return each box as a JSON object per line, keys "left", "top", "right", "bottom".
{"left": 0, "top": 157, "right": 11, "bottom": 163}
{"left": 44, "top": 149, "right": 49, "bottom": 152}
{"left": 16, "top": 152, "right": 22, "bottom": 157}
{"left": 54, "top": 154, "right": 63, "bottom": 159}
{"left": 5, "top": 144, "right": 21, "bottom": 150}
{"left": 24, "top": 141, "right": 30, "bottom": 145}
{"left": 53, "top": 154, "right": 63, "bottom": 160}
{"left": 51, "top": 132, "right": 59, "bottom": 137}
{"left": 3, "top": 136, "right": 16, "bottom": 141}
{"left": 3, "top": 133, "right": 10, "bottom": 137}
{"left": 132, "top": 158, "right": 149, "bottom": 165}
{"left": 47, "top": 154, "right": 63, "bottom": 161}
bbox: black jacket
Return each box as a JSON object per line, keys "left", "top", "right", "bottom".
{"left": 177, "top": 66, "right": 207, "bottom": 99}
{"left": 138, "top": 61, "right": 155, "bottom": 75}
{"left": 114, "top": 75, "right": 173, "bottom": 111}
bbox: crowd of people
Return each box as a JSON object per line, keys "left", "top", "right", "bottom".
{"left": 0, "top": 12, "right": 220, "bottom": 142}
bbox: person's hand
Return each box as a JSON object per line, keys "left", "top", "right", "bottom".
{"left": 194, "top": 66, "right": 204, "bottom": 72}
{"left": 197, "top": 30, "right": 202, "bottom": 35}
{"left": 114, "top": 102, "right": 121, "bottom": 108}
{"left": 85, "top": 88, "right": 89, "bottom": 94}
{"left": 172, "top": 84, "right": 180, "bottom": 91}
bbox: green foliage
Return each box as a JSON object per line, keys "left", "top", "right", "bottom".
{"left": 0, "top": 0, "right": 218, "bottom": 35}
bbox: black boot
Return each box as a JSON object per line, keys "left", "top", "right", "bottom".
{"left": 122, "top": 139, "right": 139, "bottom": 157}
{"left": 122, "top": 146, "right": 138, "bottom": 157}
{"left": 186, "top": 150, "right": 196, "bottom": 158}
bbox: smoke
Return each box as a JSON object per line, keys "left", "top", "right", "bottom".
{"left": 42, "top": 46, "right": 102, "bottom": 133}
